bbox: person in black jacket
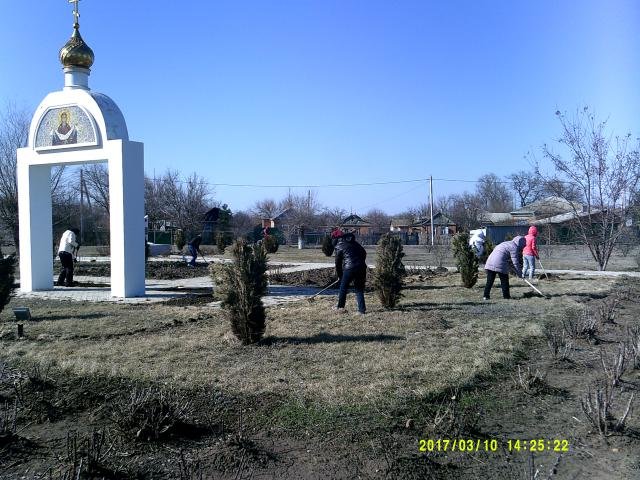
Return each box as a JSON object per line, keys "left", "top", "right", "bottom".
{"left": 187, "top": 234, "right": 203, "bottom": 266}
{"left": 333, "top": 231, "right": 367, "bottom": 314}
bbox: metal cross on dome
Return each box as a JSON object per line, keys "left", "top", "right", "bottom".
{"left": 69, "top": 0, "right": 81, "bottom": 25}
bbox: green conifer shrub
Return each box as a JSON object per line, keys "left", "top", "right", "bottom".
{"left": 210, "top": 239, "right": 268, "bottom": 344}
{"left": 0, "top": 247, "right": 15, "bottom": 315}
{"left": 216, "top": 232, "right": 228, "bottom": 254}
{"left": 175, "top": 229, "right": 186, "bottom": 252}
{"left": 452, "top": 232, "right": 479, "bottom": 288}
{"left": 372, "top": 233, "right": 405, "bottom": 308}
{"left": 321, "top": 235, "right": 334, "bottom": 257}
{"left": 262, "top": 234, "right": 279, "bottom": 254}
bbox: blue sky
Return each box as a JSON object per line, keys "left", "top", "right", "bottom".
{"left": 1, "top": 0, "right": 638, "bottom": 215}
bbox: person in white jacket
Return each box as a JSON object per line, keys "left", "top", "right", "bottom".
{"left": 469, "top": 228, "right": 486, "bottom": 258}
{"left": 57, "top": 228, "right": 80, "bottom": 287}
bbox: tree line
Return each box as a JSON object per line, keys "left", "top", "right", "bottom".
{"left": 1, "top": 104, "right": 638, "bottom": 270}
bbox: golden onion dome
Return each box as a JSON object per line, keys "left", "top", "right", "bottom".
{"left": 59, "top": 23, "right": 94, "bottom": 69}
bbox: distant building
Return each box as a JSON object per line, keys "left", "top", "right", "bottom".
{"left": 389, "top": 218, "right": 413, "bottom": 233}
{"left": 479, "top": 196, "right": 583, "bottom": 226}
{"left": 412, "top": 212, "right": 458, "bottom": 237}
{"left": 478, "top": 196, "right": 587, "bottom": 243}
{"left": 339, "top": 214, "right": 372, "bottom": 236}
{"left": 389, "top": 212, "right": 458, "bottom": 245}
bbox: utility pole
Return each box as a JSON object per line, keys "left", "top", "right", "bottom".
{"left": 429, "top": 176, "right": 434, "bottom": 246}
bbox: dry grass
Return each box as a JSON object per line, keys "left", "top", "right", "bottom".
{"left": 0, "top": 274, "right": 618, "bottom": 408}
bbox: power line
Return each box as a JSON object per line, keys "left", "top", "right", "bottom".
{"left": 159, "top": 175, "right": 577, "bottom": 189}
{"left": 189, "top": 178, "right": 431, "bottom": 188}
{"left": 161, "top": 176, "right": 490, "bottom": 188}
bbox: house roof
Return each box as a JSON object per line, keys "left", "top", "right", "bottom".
{"left": 532, "top": 208, "right": 601, "bottom": 225}
{"left": 513, "top": 196, "right": 582, "bottom": 216}
{"left": 264, "top": 207, "right": 295, "bottom": 222}
{"left": 340, "top": 214, "right": 371, "bottom": 227}
{"left": 390, "top": 218, "right": 412, "bottom": 227}
{"left": 204, "top": 207, "right": 220, "bottom": 222}
{"left": 413, "top": 212, "right": 456, "bottom": 227}
{"left": 479, "top": 212, "right": 516, "bottom": 224}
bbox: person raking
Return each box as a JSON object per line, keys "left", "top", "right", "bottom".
{"left": 187, "top": 234, "right": 203, "bottom": 267}
{"left": 333, "top": 230, "right": 367, "bottom": 315}
{"left": 482, "top": 236, "right": 526, "bottom": 300}
{"left": 57, "top": 227, "right": 80, "bottom": 287}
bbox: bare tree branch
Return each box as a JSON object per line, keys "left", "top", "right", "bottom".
{"left": 540, "top": 107, "right": 640, "bottom": 270}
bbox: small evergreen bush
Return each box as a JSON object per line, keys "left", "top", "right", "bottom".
{"left": 0, "top": 247, "right": 15, "bottom": 315}
{"left": 321, "top": 234, "right": 334, "bottom": 257}
{"left": 210, "top": 239, "right": 268, "bottom": 344}
{"left": 174, "top": 229, "right": 186, "bottom": 252}
{"left": 372, "top": 233, "right": 405, "bottom": 308}
{"left": 262, "top": 234, "right": 279, "bottom": 254}
{"left": 216, "top": 232, "right": 228, "bottom": 254}
{"left": 452, "top": 232, "right": 479, "bottom": 288}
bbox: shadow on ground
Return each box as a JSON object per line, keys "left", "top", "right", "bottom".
{"left": 260, "top": 332, "right": 404, "bottom": 346}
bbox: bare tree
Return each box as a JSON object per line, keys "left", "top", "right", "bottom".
{"left": 444, "top": 192, "right": 484, "bottom": 232}
{"left": 509, "top": 170, "right": 543, "bottom": 207}
{"left": 144, "top": 175, "right": 163, "bottom": 224}
{"left": 145, "top": 170, "right": 214, "bottom": 235}
{"left": 541, "top": 107, "right": 640, "bottom": 270}
{"left": 0, "top": 104, "right": 29, "bottom": 247}
{"left": 413, "top": 203, "right": 432, "bottom": 219}
{"left": 251, "top": 198, "right": 279, "bottom": 219}
{"left": 285, "top": 190, "right": 323, "bottom": 233}
{"left": 539, "top": 177, "right": 583, "bottom": 202}
{"left": 51, "top": 169, "right": 81, "bottom": 237}
{"left": 476, "top": 173, "right": 513, "bottom": 212}
{"left": 231, "top": 210, "right": 256, "bottom": 238}
{"left": 81, "top": 164, "right": 110, "bottom": 214}
{"left": 320, "top": 206, "right": 348, "bottom": 228}
{"left": 435, "top": 195, "right": 451, "bottom": 215}
{"left": 364, "top": 208, "right": 391, "bottom": 233}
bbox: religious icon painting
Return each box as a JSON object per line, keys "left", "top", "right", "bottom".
{"left": 34, "top": 105, "right": 98, "bottom": 150}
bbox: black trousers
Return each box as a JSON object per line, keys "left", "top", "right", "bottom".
{"left": 483, "top": 270, "right": 510, "bottom": 299}
{"left": 57, "top": 251, "right": 74, "bottom": 286}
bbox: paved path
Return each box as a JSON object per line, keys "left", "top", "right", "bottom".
{"left": 13, "top": 261, "right": 337, "bottom": 304}
{"left": 13, "top": 259, "right": 638, "bottom": 304}
{"left": 14, "top": 281, "right": 333, "bottom": 305}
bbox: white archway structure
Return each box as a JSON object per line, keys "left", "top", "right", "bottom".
{"left": 16, "top": 11, "right": 145, "bottom": 298}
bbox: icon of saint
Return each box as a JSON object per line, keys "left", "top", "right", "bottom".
{"left": 51, "top": 111, "right": 78, "bottom": 145}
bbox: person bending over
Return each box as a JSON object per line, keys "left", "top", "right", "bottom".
{"left": 483, "top": 236, "right": 525, "bottom": 300}
{"left": 57, "top": 228, "right": 80, "bottom": 287}
{"left": 334, "top": 231, "right": 367, "bottom": 314}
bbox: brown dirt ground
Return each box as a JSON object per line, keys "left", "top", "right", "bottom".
{"left": 0, "top": 273, "right": 639, "bottom": 479}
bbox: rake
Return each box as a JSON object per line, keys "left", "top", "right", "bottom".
{"left": 537, "top": 257, "right": 551, "bottom": 280}
{"left": 307, "top": 279, "right": 340, "bottom": 303}
{"left": 522, "top": 277, "right": 550, "bottom": 299}
{"left": 198, "top": 251, "right": 211, "bottom": 265}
